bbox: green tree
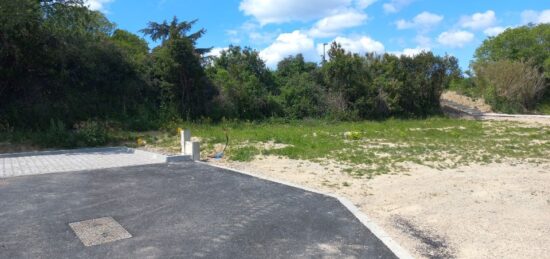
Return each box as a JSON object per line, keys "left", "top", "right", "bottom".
{"left": 474, "top": 24, "right": 550, "bottom": 80}
{"left": 279, "top": 72, "right": 324, "bottom": 119}
{"left": 319, "top": 43, "right": 455, "bottom": 119}
{"left": 1, "top": 0, "right": 155, "bottom": 129}
{"left": 142, "top": 17, "right": 215, "bottom": 120}
{"left": 207, "top": 46, "right": 280, "bottom": 119}
{"left": 140, "top": 17, "right": 210, "bottom": 55}
{"left": 0, "top": 0, "right": 44, "bottom": 112}
{"left": 111, "top": 29, "right": 149, "bottom": 65}
{"left": 274, "top": 54, "right": 323, "bottom": 119}
{"left": 321, "top": 42, "right": 374, "bottom": 119}
{"left": 473, "top": 23, "right": 549, "bottom": 112}
{"left": 276, "top": 54, "right": 317, "bottom": 83}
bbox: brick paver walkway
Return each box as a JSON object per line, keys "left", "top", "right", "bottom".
{"left": 0, "top": 147, "right": 167, "bottom": 178}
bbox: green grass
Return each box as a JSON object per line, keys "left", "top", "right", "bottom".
{"left": 3, "top": 117, "right": 548, "bottom": 178}
{"left": 152, "top": 117, "right": 549, "bottom": 178}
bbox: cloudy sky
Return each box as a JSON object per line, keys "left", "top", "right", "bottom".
{"left": 89, "top": 0, "right": 549, "bottom": 69}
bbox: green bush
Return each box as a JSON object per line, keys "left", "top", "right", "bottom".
{"left": 73, "top": 120, "right": 110, "bottom": 146}
{"left": 474, "top": 59, "right": 546, "bottom": 113}
{"left": 279, "top": 72, "right": 325, "bottom": 119}
{"left": 448, "top": 77, "right": 481, "bottom": 99}
{"left": 36, "top": 119, "right": 73, "bottom": 148}
{"left": 31, "top": 119, "right": 111, "bottom": 148}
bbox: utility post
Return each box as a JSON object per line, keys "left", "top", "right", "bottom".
{"left": 321, "top": 42, "right": 328, "bottom": 64}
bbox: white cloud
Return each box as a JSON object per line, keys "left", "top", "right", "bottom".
{"left": 225, "top": 29, "right": 242, "bottom": 44}
{"left": 355, "top": 0, "right": 378, "bottom": 9}
{"left": 84, "top": 0, "right": 114, "bottom": 11}
{"left": 207, "top": 47, "right": 228, "bottom": 58}
{"left": 383, "top": 0, "right": 414, "bottom": 13}
{"left": 437, "top": 30, "right": 474, "bottom": 48}
{"left": 389, "top": 47, "right": 430, "bottom": 57}
{"left": 226, "top": 21, "right": 280, "bottom": 45}
{"left": 249, "top": 31, "right": 279, "bottom": 44}
{"left": 260, "top": 31, "right": 315, "bottom": 67}
{"left": 320, "top": 36, "right": 385, "bottom": 55}
{"left": 521, "top": 9, "right": 550, "bottom": 24}
{"left": 239, "top": 0, "right": 351, "bottom": 25}
{"left": 309, "top": 10, "right": 368, "bottom": 38}
{"left": 483, "top": 26, "right": 507, "bottom": 36}
{"left": 460, "top": 10, "right": 496, "bottom": 30}
{"left": 396, "top": 11, "right": 443, "bottom": 30}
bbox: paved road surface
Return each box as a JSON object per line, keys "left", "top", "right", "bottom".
{"left": 0, "top": 161, "right": 397, "bottom": 258}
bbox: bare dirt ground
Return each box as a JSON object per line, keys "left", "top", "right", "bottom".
{"left": 208, "top": 156, "right": 550, "bottom": 259}
{"left": 480, "top": 115, "right": 550, "bottom": 126}
{"left": 441, "top": 91, "right": 550, "bottom": 126}
{"left": 441, "top": 91, "right": 493, "bottom": 113}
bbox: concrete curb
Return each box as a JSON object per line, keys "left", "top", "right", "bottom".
{"left": 198, "top": 161, "right": 414, "bottom": 259}
{"left": 131, "top": 148, "right": 192, "bottom": 162}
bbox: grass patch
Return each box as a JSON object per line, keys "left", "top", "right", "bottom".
{"left": 3, "top": 117, "right": 548, "bottom": 178}
{"left": 150, "top": 117, "right": 550, "bottom": 177}
{"left": 230, "top": 146, "right": 260, "bottom": 162}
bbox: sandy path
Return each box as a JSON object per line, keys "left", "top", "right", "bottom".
{"left": 209, "top": 156, "right": 550, "bottom": 259}
{"left": 441, "top": 91, "right": 550, "bottom": 126}
{"left": 441, "top": 91, "right": 493, "bottom": 113}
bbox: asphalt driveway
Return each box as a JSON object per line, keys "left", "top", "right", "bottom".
{"left": 0, "top": 161, "right": 397, "bottom": 258}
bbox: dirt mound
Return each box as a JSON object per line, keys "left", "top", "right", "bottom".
{"left": 441, "top": 91, "right": 493, "bottom": 113}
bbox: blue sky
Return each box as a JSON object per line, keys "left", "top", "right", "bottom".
{"left": 90, "top": 0, "right": 549, "bottom": 70}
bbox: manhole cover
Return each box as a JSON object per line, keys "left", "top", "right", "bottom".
{"left": 69, "top": 217, "right": 132, "bottom": 246}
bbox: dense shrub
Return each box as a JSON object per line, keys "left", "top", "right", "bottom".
{"left": 475, "top": 23, "right": 550, "bottom": 82}
{"left": 1, "top": 0, "right": 463, "bottom": 136}
{"left": 0, "top": 0, "right": 155, "bottom": 130}
{"left": 474, "top": 60, "right": 546, "bottom": 113}
{"left": 74, "top": 120, "right": 110, "bottom": 146}
{"left": 37, "top": 120, "right": 72, "bottom": 148}
{"left": 471, "top": 23, "right": 549, "bottom": 113}
{"left": 206, "top": 46, "right": 281, "bottom": 120}
{"left": 318, "top": 43, "right": 459, "bottom": 119}
{"left": 279, "top": 72, "right": 325, "bottom": 119}
{"left": 33, "top": 119, "right": 111, "bottom": 148}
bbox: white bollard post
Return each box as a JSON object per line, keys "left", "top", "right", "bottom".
{"left": 180, "top": 130, "right": 185, "bottom": 155}
{"left": 185, "top": 141, "right": 193, "bottom": 155}
{"left": 181, "top": 129, "right": 191, "bottom": 154}
{"left": 191, "top": 141, "right": 200, "bottom": 161}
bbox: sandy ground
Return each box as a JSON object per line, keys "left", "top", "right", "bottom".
{"left": 208, "top": 156, "right": 550, "bottom": 259}
{"left": 441, "top": 91, "right": 493, "bottom": 113}
{"left": 480, "top": 116, "right": 550, "bottom": 126}
{"left": 441, "top": 91, "right": 550, "bottom": 126}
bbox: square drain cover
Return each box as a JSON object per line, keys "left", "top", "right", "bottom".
{"left": 69, "top": 217, "right": 132, "bottom": 246}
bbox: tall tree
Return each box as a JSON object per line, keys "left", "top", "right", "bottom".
{"left": 140, "top": 17, "right": 211, "bottom": 55}
{"left": 474, "top": 23, "right": 550, "bottom": 81}
{"left": 1, "top": 0, "right": 153, "bottom": 128}
{"left": 206, "top": 46, "right": 280, "bottom": 119}
{"left": 143, "top": 18, "right": 215, "bottom": 120}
